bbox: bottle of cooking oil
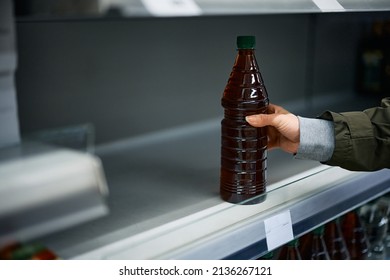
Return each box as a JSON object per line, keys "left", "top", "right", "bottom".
{"left": 360, "top": 202, "right": 388, "bottom": 260}
{"left": 324, "top": 218, "right": 350, "bottom": 260}
{"left": 278, "top": 239, "right": 302, "bottom": 260}
{"left": 220, "top": 35, "right": 269, "bottom": 204}
{"left": 341, "top": 210, "right": 369, "bottom": 260}
{"left": 299, "top": 226, "right": 330, "bottom": 260}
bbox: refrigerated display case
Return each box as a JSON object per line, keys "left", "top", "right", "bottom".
{"left": 2, "top": 0, "right": 390, "bottom": 259}
{"left": 35, "top": 126, "right": 390, "bottom": 260}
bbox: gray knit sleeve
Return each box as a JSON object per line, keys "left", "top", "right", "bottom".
{"left": 295, "top": 116, "right": 335, "bottom": 162}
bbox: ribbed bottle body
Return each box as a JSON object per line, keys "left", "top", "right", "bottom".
{"left": 341, "top": 211, "right": 370, "bottom": 260}
{"left": 324, "top": 219, "right": 351, "bottom": 260}
{"left": 278, "top": 239, "right": 302, "bottom": 260}
{"left": 300, "top": 226, "right": 330, "bottom": 260}
{"left": 220, "top": 46, "right": 269, "bottom": 204}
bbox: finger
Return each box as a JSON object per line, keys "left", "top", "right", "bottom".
{"left": 269, "top": 103, "right": 289, "bottom": 115}
{"left": 246, "top": 104, "right": 290, "bottom": 126}
{"left": 245, "top": 113, "right": 277, "bottom": 127}
{"left": 267, "top": 104, "right": 277, "bottom": 114}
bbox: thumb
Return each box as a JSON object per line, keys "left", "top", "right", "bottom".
{"left": 246, "top": 114, "right": 278, "bottom": 128}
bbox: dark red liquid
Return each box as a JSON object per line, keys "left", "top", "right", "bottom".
{"left": 220, "top": 49, "right": 269, "bottom": 204}
{"left": 341, "top": 211, "right": 369, "bottom": 260}
{"left": 299, "top": 227, "right": 330, "bottom": 260}
{"left": 278, "top": 239, "right": 302, "bottom": 260}
{"left": 324, "top": 219, "right": 351, "bottom": 260}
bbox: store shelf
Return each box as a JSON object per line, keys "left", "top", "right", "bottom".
{"left": 32, "top": 118, "right": 390, "bottom": 260}
{"left": 0, "top": 142, "right": 109, "bottom": 247}
{"left": 14, "top": 0, "right": 390, "bottom": 20}
{"left": 9, "top": 0, "right": 390, "bottom": 261}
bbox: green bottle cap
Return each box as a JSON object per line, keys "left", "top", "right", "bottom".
{"left": 288, "top": 239, "right": 299, "bottom": 246}
{"left": 237, "top": 36, "right": 256, "bottom": 49}
{"left": 313, "top": 225, "right": 325, "bottom": 235}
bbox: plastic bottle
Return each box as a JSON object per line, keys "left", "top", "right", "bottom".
{"left": 360, "top": 202, "right": 388, "bottom": 260}
{"left": 299, "top": 226, "right": 330, "bottom": 260}
{"left": 278, "top": 239, "right": 302, "bottom": 260}
{"left": 377, "top": 194, "right": 390, "bottom": 259}
{"left": 324, "top": 218, "right": 350, "bottom": 260}
{"left": 0, "top": 242, "right": 58, "bottom": 260}
{"left": 341, "top": 210, "right": 369, "bottom": 260}
{"left": 220, "top": 35, "right": 269, "bottom": 204}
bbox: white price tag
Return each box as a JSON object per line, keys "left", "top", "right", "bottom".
{"left": 312, "top": 0, "right": 345, "bottom": 11}
{"left": 141, "top": 0, "right": 202, "bottom": 17}
{"left": 264, "top": 210, "right": 294, "bottom": 251}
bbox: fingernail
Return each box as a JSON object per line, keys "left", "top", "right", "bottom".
{"left": 246, "top": 116, "right": 255, "bottom": 122}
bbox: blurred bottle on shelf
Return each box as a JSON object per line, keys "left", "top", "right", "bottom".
{"left": 0, "top": 242, "right": 58, "bottom": 260}
{"left": 299, "top": 225, "right": 330, "bottom": 260}
{"left": 0, "top": 242, "right": 20, "bottom": 260}
{"left": 324, "top": 218, "right": 350, "bottom": 260}
{"left": 386, "top": 232, "right": 390, "bottom": 259}
{"left": 278, "top": 239, "right": 302, "bottom": 260}
{"left": 377, "top": 194, "right": 390, "bottom": 259}
{"left": 360, "top": 199, "right": 389, "bottom": 260}
{"left": 30, "top": 248, "right": 58, "bottom": 260}
{"left": 220, "top": 35, "right": 269, "bottom": 204}
{"left": 341, "top": 210, "right": 370, "bottom": 260}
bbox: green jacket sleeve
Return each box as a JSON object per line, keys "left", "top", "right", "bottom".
{"left": 319, "top": 97, "right": 390, "bottom": 171}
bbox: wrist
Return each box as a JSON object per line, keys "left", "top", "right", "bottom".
{"left": 295, "top": 116, "right": 334, "bottom": 162}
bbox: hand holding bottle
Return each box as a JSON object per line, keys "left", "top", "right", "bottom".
{"left": 245, "top": 104, "right": 300, "bottom": 154}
